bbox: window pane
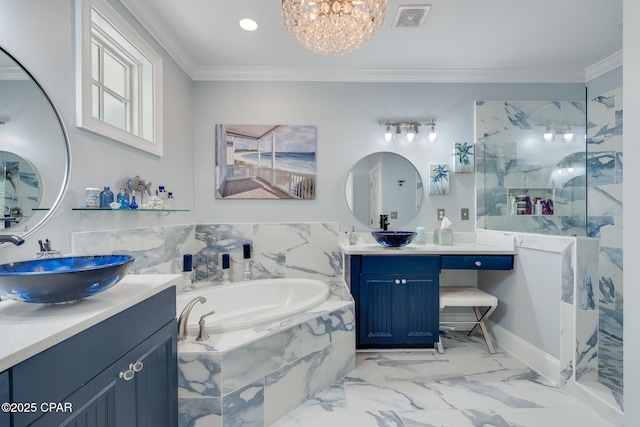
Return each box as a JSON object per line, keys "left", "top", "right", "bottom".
{"left": 92, "top": 83, "right": 101, "bottom": 119}
{"left": 103, "top": 51, "right": 127, "bottom": 98}
{"left": 104, "top": 91, "right": 126, "bottom": 131}
{"left": 91, "top": 42, "right": 100, "bottom": 82}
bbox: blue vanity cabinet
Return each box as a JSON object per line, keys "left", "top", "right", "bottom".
{"left": 10, "top": 287, "right": 177, "bottom": 427}
{"left": 350, "top": 255, "right": 441, "bottom": 348}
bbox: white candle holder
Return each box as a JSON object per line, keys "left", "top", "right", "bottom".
{"left": 243, "top": 259, "right": 251, "bottom": 281}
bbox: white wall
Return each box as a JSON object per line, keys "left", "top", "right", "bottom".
{"left": 192, "top": 81, "right": 584, "bottom": 234}
{"left": 0, "top": 0, "right": 195, "bottom": 262}
{"left": 623, "top": 0, "right": 639, "bottom": 423}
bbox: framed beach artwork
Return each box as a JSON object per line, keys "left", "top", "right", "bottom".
{"left": 429, "top": 163, "right": 450, "bottom": 195}
{"left": 453, "top": 142, "right": 474, "bottom": 173}
{"left": 214, "top": 124, "right": 317, "bottom": 199}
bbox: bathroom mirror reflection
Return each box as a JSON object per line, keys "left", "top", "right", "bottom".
{"left": 345, "top": 152, "right": 423, "bottom": 230}
{"left": 1, "top": 151, "right": 40, "bottom": 230}
{"left": 0, "top": 46, "right": 70, "bottom": 239}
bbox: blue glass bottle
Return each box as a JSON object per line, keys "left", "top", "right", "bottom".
{"left": 116, "top": 188, "right": 129, "bottom": 209}
{"left": 129, "top": 194, "right": 138, "bottom": 209}
{"left": 100, "top": 186, "right": 114, "bottom": 208}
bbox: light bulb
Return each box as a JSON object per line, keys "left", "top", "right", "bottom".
{"left": 563, "top": 131, "right": 574, "bottom": 142}
{"left": 406, "top": 125, "right": 416, "bottom": 142}
{"left": 384, "top": 124, "right": 392, "bottom": 142}
{"left": 428, "top": 124, "right": 437, "bottom": 142}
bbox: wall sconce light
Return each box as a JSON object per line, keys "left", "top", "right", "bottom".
{"left": 384, "top": 123, "right": 393, "bottom": 142}
{"left": 563, "top": 127, "right": 574, "bottom": 142}
{"left": 379, "top": 119, "right": 436, "bottom": 142}
{"left": 426, "top": 120, "right": 437, "bottom": 142}
{"left": 542, "top": 125, "right": 576, "bottom": 142}
{"left": 405, "top": 123, "right": 416, "bottom": 142}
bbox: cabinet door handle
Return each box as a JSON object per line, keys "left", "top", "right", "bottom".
{"left": 394, "top": 279, "right": 401, "bottom": 285}
{"left": 132, "top": 361, "right": 144, "bottom": 372}
{"left": 401, "top": 279, "right": 407, "bottom": 284}
{"left": 475, "top": 261, "right": 482, "bottom": 267}
{"left": 119, "top": 369, "right": 135, "bottom": 381}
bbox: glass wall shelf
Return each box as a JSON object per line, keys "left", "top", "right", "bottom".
{"left": 72, "top": 208, "right": 189, "bottom": 212}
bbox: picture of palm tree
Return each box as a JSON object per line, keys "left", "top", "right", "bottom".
{"left": 429, "top": 163, "right": 450, "bottom": 194}
{"left": 453, "top": 142, "right": 474, "bottom": 173}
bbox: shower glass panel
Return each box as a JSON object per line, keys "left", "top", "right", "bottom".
{"left": 476, "top": 100, "right": 587, "bottom": 236}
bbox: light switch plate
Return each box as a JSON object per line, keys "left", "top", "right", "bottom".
{"left": 461, "top": 208, "right": 469, "bottom": 220}
{"left": 437, "top": 209, "right": 445, "bottom": 220}
{"left": 390, "top": 211, "right": 398, "bottom": 219}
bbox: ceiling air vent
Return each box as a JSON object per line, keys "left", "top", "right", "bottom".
{"left": 392, "top": 5, "right": 431, "bottom": 28}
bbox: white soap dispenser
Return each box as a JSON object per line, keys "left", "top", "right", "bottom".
{"left": 349, "top": 226, "right": 358, "bottom": 245}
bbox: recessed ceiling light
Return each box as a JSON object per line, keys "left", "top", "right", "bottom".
{"left": 239, "top": 18, "right": 258, "bottom": 31}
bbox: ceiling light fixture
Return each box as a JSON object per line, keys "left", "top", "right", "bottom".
{"left": 282, "top": 0, "right": 387, "bottom": 56}
{"left": 543, "top": 127, "right": 554, "bottom": 142}
{"left": 239, "top": 18, "right": 258, "bottom": 31}
{"left": 379, "top": 119, "right": 436, "bottom": 142}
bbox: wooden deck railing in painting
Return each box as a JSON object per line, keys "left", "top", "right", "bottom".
{"left": 226, "top": 165, "right": 315, "bottom": 199}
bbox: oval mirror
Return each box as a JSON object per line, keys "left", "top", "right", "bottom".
{"left": 345, "top": 152, "right": 423, "bottom": 229}
{"left": 0, "top": 46, "right": 70, "bottom": 242}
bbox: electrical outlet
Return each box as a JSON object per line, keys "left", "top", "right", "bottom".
{"left": 461, "top": 208, "right": 469, "bottom": 220}
{"left": 437, "top": 209, "right": 445, "bottom": 220}
{"left": 390, "top": 211, "right": 398, "bottom": 219}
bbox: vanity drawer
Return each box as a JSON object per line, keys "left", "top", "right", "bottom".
{"left": 441, "top": 255, "right": 513, "bottom": 270}
{"left": 360, "top": 255, "right": 441, "bottom": 275}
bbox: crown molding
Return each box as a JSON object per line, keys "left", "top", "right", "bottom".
{"left": 190, "top": 66, "right": 588, "bottom": 83}
{"left": 585, "top": 50, "right": 623, "bottom": 81}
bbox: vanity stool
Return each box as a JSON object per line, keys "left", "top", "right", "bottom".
{"left": 436, "top": 286, "right": 498, "bottom": 354}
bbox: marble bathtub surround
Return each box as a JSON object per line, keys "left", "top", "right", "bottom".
{"left": 177, "top": 296, "right": 355, "bottom": 427}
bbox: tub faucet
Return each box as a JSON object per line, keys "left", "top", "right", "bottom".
{"left": 196, "top": 310, "right": 216, "bottom": 341}
{"left": 0, "top": 234, "right": 25, "bottom": 246}
{"left": 177, "top": 296, "right": 206, "bottom": 341}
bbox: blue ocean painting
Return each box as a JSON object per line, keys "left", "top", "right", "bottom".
{"left": 239, "top": 151, "right": 315, "bottom": 174}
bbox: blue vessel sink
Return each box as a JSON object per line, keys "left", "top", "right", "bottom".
{"left": 371, "top": 231, "right": 417, "bottom": 247}
{"left": 0, "top": 255, "right": 134, "bottom": 303}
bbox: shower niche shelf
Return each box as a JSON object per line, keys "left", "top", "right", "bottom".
{"left": 507, "top": 187, "right": 555, "bottom": 216}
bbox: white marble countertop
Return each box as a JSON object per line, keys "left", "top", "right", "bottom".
{"left": 0, "top": 274, "right": 181, "bottom": 372}
{"left": 340, "top": 232, "right": 517, "bottom": 255}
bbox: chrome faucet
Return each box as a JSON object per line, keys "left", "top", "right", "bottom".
{"left": 0, "top": 234, "right": 25, "bottom": 246}
{"left": 177, "top": 296, "right": 206, "bottom": 341}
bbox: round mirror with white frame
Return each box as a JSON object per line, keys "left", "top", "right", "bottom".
{"left": 345, "top": 152, "right": 423, "bottom": 230}
{"left": 0, "top": 45, "right": 70, "bottom": 242}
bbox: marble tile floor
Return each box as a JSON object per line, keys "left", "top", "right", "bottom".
{"left": 272, "top": 332, "right": 615, "bottom": 427}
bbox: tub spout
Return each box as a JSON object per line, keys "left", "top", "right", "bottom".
{"left": 177, "top": 296, "right": 206, "bottom": 341}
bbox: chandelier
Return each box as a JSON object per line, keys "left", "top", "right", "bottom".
{"left": 282, "top": 0, "right": 388, "bottom": 56}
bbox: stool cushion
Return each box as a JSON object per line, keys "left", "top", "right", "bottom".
{"left": 440, "top": 286, "right": 498, "bottom": 309}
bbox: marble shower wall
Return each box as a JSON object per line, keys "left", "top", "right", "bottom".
{"left": 586, "top": 88, "right": 623, "bottom": 396}
{"left": 475, "top": 100, "right": 587, "bottom": 236}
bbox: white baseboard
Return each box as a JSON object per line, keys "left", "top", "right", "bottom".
{"left": 489, "top": 321, "right": 561, "bottom": 385}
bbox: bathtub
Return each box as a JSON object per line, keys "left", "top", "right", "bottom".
{"left": 176, "top": 278, "right": 330, "bottom": 333}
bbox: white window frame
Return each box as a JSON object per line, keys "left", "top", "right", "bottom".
{"left": 75, "top": 0, "right": 163, "bottom": 156}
